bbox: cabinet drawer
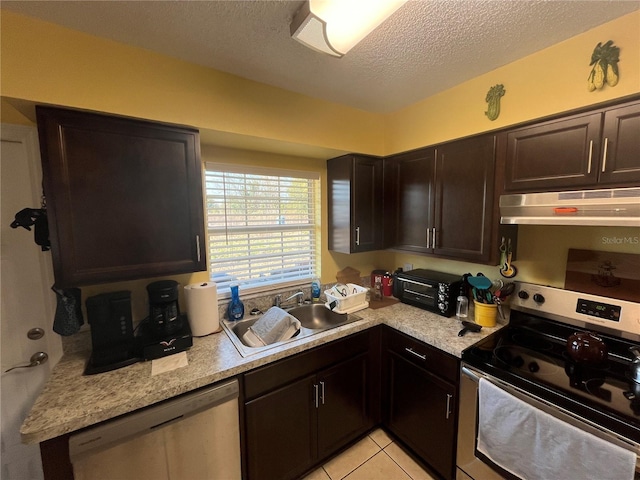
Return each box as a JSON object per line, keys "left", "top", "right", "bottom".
{"left": 244, "top": 331, "right": 370, "bottom": 401}
{"left": 385, "top": 327, "right": 458, "bottom": 383}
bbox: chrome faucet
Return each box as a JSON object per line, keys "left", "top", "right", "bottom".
{"left": 274, "top": 290, "right": 304, "bottom": 308}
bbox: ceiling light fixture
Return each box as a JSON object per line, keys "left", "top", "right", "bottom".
{"left": 290, "top": 0, "right": 407, "bottom": 57}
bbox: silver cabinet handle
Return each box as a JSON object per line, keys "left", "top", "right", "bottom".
{"left": 355, "top": 226, "right": 360, "bottom": 246}
{"left": 313, "top": 383, "right": 319, "bottom": 408}
{"left": 196, "top": 235, "right": 201, "bottom": 262}
{"left": 602, "top": 137, "right": 609, "bottom": 172}
{"left": 319, "top": 381, "right": 325, "bottom": 405}
{"left": 405, "top": 347, "right": 427, "bottom": 361}
{"left": 5, "top": 352, "right": 48, "bottom": 373}
{"left": 432, "top": 228, "right": 436, "bottom": 249}
{"left": 587, "top": 140, "right": 593, "bottom": 174}
{"left": 426, "top": 229, "right": 430, "bottom": 248}
{"left": 446, "top": 393, "right": 453, "bottom": 420}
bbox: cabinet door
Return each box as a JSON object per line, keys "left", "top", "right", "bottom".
{"left": 433, "top": 135, "right": 496, "bottom": 262}
{"left": 599, "top": 102, "right": 640, "bottom": 185}
{"left": 504, "top": 113, "right": 602, "bottom": 192}
{"left": 327, "top": 155, "right": 382, "bottom": 253}
{"left": 387, "top": 352, "right": 457, "bottom": 480}
{"left": 244, "top": 375, "right": 317, "bottom": 480}
{"left": 36, "top": 107, "right": 206, "bottom": 287}
{"left": 352, "top": 157, "right": 383, "bottom": 252}
{"left": 317, "top": 354, "right": 369, "bottom": 459}
{"left": 384, "top": 149, "right": 435, "bottom": 253}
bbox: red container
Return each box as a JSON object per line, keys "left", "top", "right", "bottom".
{"left": 371, "top": 270, "right": 385, "bottom": 289}
{"left": 382, "top": 273, "right": 393, "bottom": 296}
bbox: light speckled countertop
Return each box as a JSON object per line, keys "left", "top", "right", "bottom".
{"left": 21, "top": 303, "right": 505, "bottom": 444}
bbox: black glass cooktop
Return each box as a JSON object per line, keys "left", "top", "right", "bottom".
{"left": 463, "top": 311, "right": 640, "bottom": 443}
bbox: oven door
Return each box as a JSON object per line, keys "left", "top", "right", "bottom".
{"left": 396, "top": 277, "right": 437, "bottom": 310}
{"left": 456, "top": 364, "right": 640, "bottom": 480}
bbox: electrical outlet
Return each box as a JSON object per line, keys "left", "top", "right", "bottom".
{"left": 403, "top": 263, "right": 413, "bottom": 272}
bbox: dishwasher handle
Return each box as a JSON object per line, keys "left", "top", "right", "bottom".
{"left": 69, "top": 378, "right": 239, "bottom": 463}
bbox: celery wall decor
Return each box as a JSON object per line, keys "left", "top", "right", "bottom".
{"left": 484, "top": 84, "right": 505, "bottom": 121}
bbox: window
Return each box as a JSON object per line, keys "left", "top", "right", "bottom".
{"left": 205, "top": 163, "right": 320, "bottom": 296}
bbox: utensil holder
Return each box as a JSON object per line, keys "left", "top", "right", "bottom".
{"left": 474, "top": 300, "right": 497, "bottom": 327}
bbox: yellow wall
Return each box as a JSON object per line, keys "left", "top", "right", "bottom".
{"left": 0, "top": 10, "right": 384, "bottom": 155}
{"left": 2, "top": 9, "right": 639, "bottom": 305}
{"left": 384, "top": 11, "right": 640, "bottom": 153}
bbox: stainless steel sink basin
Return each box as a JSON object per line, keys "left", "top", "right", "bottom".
{"left": 221, "top": 304, "right": 361, "bottom": 358}
{"left": 287, "top": 304, "right": 350, "bottom": 330}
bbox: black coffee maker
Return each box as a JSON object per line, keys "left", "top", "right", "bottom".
{"left": 147, "top": 280, "right": 183, "bottom": 336}
{"left": 138, "top": 280, "right": 193, "bottom": 360}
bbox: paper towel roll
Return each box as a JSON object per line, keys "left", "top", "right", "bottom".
{"left": 184, "top": 282, "right": 220, "bottom": 336}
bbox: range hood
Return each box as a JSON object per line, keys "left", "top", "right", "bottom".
{"left": 500, "top": 187, "right": 640, "bottom": 227}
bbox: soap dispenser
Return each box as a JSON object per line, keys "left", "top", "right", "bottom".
{"left": 311, "top": 277, "right": 321, "bottom": 303}
{"left": 227, "top": 284, "right": 245, "bottom": 321}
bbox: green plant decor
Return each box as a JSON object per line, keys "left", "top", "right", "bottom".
{"left": 588, "top": 40, "right": 620, "bottom": 91}
{"left": 485, "top": 84, "right": 505, "bottom": 121}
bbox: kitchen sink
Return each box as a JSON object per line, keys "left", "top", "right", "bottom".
{"left": 221, "top": 304, "right": 361, "bottom": 358}
{"left": 287, "top": 304, "right": 352, "bottom": 330}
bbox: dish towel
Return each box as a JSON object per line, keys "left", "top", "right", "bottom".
{"left": 477, "top": 378, "right": 637, "bottom": 480}
{"left": 242, "top": 307, "right": 300, "bottom": 347}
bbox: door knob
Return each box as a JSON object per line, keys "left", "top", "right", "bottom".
{"left": 5, "top": 352, "right": 48, "bottom": 373}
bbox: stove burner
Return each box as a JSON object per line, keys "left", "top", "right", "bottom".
{"left": 511, "top": 333, "right": 554, "bottom": 351}
{"left": 493, "top": 345, "right": 562, "bottom": 377}
{"left": 563, "top": 358, "right": 614, "bottom": 401}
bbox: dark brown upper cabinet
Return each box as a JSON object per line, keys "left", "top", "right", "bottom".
{"left": 384, "top": 135, "right": 496, "bottom": 263}
{"left": 599, "top": 101, "right": 640, "bottom": 185}
{"left": 327, "top": 155, "right": 383, "bottom": 254}
{"left": 383, "top": 148, "right": 435, "bottom": 254}
{"left": 36, "top": 107, "right": 206, "bottom": 287}
{"left": 505, "top": 100, "right": 640, "bottom": 192}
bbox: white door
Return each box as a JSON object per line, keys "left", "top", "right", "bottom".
{"left": 1, "top": 124, "right": 63, "bottom": 479}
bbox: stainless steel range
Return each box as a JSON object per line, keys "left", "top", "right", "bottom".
{"left": 457, "top": 282, "right": 640, "bottom": 480}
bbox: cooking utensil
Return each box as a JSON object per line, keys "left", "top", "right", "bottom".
{"left": 495, "top": 282, "right": 515, "bottom": 300}
{"left": 494, "top": 297, "right": 504, "bottom": 320}
{"left": 567, "top": 331, "right": 608, "bottom": 364}
{"left": 458, "top": 320, "right": 482, "bottom": 336}
{"left": 468, "top": 275, "right": 492, "bottom": 290}
{"left": 500, "top": 238, "right": 517, "bottom": 278}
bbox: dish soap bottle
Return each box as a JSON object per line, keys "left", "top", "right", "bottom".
{"left": 311, "top": 278, "right": 321, "bottom": 303}
{"left": 227, "top": 284, "right": 245, "bottom": 321}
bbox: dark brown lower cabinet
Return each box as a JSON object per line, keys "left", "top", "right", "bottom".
{"left": 242, "top": 330, "right": 378, "bottom": 480}
{"left": 383, "top": 327, "right": 459, "bottom": 480}
{"left": 245, "top": 375, "right": 317, "bottom": 480}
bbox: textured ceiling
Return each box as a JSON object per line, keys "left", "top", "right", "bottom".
{"left": 2, "top": 0, "right": 639, "bottom": 113}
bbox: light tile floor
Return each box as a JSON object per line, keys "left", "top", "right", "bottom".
{"left": 302, "top": 429, "right": 437, "bottom": 480}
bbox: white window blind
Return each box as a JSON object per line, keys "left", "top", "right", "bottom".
{"left": 205, "top": 163, "right": 320, "bottom": 296}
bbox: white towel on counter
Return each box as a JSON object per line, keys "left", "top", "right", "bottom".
{"left": 477, "top": 378, "right": 637, "bottom": 480}
{"left": 241, "top": 307, "right": 300, "bottom": 347}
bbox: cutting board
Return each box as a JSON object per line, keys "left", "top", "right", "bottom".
{"left": 336, "top": 266, "right": 362, "bottom": 285}
{"left": 368, "top": 297, "right": 399, "bottom": 309}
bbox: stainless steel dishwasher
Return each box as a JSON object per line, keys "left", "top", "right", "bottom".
{"left": 69, "top": 379, "right": 241, "bottom": 480}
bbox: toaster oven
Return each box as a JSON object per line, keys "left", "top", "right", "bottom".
{"left": 393, "top": 269, "right": 462, "bottom": 317}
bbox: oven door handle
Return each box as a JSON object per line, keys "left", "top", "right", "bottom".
{"left": 461, "top": 364, "right": 640, "bottom": 454}
{"left": 461, "top": 365, "right": 482, "bottom": 382}
{"left": 399, "top": 278, "right": 435, "bottom": 288}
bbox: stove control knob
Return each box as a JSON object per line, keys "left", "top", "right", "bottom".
{"left": 533, "top": 293, "right": 545, "bottom": 304}
{"left": 518, "top": 291, "right": 529, "bottom": 300}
